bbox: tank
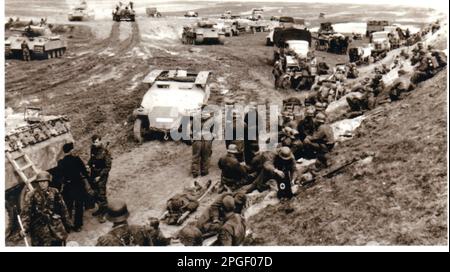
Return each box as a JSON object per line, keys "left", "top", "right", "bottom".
{"left": 182, "top": 21, "right": 225, "bottom": 45}
{"left": 5, "top": 107, "right": 74, "bottom": 233}
{"left": 146, "top": 8, "right": 162, "bottom": 17}
{"left": 112, "top": 2, "right": 135, "bottom": 22}
{"left": 5, "top": 25, "right": 67, "bottom": 60}
{"left": 68, "top": 1, "right": 95, "bottom": 21}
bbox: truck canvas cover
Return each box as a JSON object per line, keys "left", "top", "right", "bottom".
{"left": 273, "top": 28, "right": 312, "bottom": 47}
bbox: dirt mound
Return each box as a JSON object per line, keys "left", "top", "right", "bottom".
{"left": 247, "top": 68, "right": 447, "bottom": 245}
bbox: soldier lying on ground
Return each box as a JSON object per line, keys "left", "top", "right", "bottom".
{"left": 196, "top": 192, "right": 247, "bottom": 234}
{"left": 164, "top": 180, "right": 211, "bottom": 225}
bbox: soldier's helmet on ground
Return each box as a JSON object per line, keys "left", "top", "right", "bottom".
{"left": 278, "top": 146, "right": 294, "bottom": 161}
{"left": 105, "top": 200, "right": 130, "bottom": 223}
{"left": 222, "top": 195, "right": 235, "bottom": 212}
{"left": 227, "top": 144, "right": 239, "bottom": 154}
{"left": 178, "top": 225, "right": 203, "bottom": 246}
{"left": 315, "top": 112, "right": 327, "bottom": 123}
{"left": 34, "top": 171, "right": 51, "bottom": 183}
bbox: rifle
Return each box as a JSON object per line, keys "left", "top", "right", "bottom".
{"left": 15, "top": 207, "right": 30, "bottom": 247}
{"left": 301, "top": 157, "right": 359, "bottom": 187}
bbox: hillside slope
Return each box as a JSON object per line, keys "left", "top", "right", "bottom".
{"left": 247, "top": 68, "right": 448, "bottom": 245}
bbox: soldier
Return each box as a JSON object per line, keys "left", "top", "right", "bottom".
{"left": 303, "top": 112, "right": 335, "bottom": 168}
{"left": 165, "top": 190, "right": 200, "bottom": 225}
{"left": 56, "top": 142, "right": 91, "bottom": 232}
{"left": 21, "top": 171, "right": 73, "bottom": 246}
{"left": 369, "top": 73, "right": 384, "bottom": 97}
{"left": 191, "top": 111, "right": 214, "bottom": 177}
{"left": 244, "top": 147, "right": 296, "bottom": 199}
{"left": 96, "top": 200, "right": 149, "bottom": 246}
{"left": 345, "top": 77, "right": 373, "bottom": 117}
{"left": 178, "top": 224, "right": 203, "bottom": 246}
{"left": 244, "top": 102, "right": 260, "bottom": 165}
{"left": 196, "top": 192, "right": 247, "bottom": 234}
{"left": 218, "top": 144, "right": 249, "bottom": 191}
{"left": 21, "top": 40, "right": 30, "bottom": 61}
{"left": 216, "top": 197, "right": 246, "bottom": 246}
{"left": 411, "top": 53, "right": 439, "bottom": 84}
{"left": 389, "top": 70, "right": 416, "bottom": 101}
{"left": 346, "top": 63, "right": 359, "bottom": 79}
{"left": 225, "top": 108, "right": 245, "bottom": 162}
{"left": 144, "top": 217, "right": 170, "bottom": 246}
{"left": 297, "top": 106, "right": 318, "bottom": 142}
{"left": 88, "top": 134, "right": 112, "bottom": 223}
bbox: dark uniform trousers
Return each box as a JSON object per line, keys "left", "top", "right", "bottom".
{"left": 191, "top": 140, "right": 212, "bottom": 176}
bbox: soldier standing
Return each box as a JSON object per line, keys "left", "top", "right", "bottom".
{"left": 191, "top": 111, "right": 214, "bottom": 177}
{"left": 21, "top": 40, "right": 30, "bottom": 61}
{"left": 88, "top": 134, "right": 112, "bottom": 223}
{"left": 56, "top": 142, "right": 91, "bottom": 232}
{"left": 21, "top": 171, "right": 73, "bottom": 246}
{"left": 96, "top": 200, "right": 149, "bottom": 246}
{"left": 244, "top": 102, "right": 260, "bottom": 165}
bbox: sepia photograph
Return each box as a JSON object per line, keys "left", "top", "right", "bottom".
{"left": 1, "top": 0, "right": 448, "bottom": 250}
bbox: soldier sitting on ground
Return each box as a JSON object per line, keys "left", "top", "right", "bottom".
{"left": 411, "top": 52, "right": 441, "bottom": 84}
{"left": 196, "top": 192, "right": 247, "bottom": 234}
{"left": 215, "top": 197, "right": 246, "bottom": 246}
{"left": 302, "top": 112, "right": 335, "bottom": 169}
{"left": 389, "top": 70, "right": 416, "bottom": 101}
{"left": 143, "top": 217, "right": 170, "bottom": 246}
{"left": 178, "top": 223, "right": 203, "bottom": 246}
{"left": 218, "top": 144, "right": 249, "bottom": 192}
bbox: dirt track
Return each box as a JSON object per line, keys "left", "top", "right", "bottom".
{"left": 4, "top": 1, "right": 448, "bottom": 246}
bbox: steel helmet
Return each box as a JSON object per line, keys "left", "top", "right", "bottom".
{"left": 35, "top": 171, "right": 51, "bottom": 182}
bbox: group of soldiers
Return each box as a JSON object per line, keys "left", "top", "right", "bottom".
{"left": 20, "top": 135, "right": 112, "bottom": 246}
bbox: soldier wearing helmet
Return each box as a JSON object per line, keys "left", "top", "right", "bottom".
{"left": 143, "top": 217, "right": 170, "bottom": 246}
{"left": 20, "top": 171, "right": 73, "bottom": 246}
{"left": 96, "top": 200, "right": 149, "bottom": 246}
{"left": 296, "top": 105, "right": 318, "bottom": 143}
{"left": 218, "top": 144, "right": 249, "bottom": 192}
{"left": 303, "top": 112, "right": 335, "bottom": 168}
{"left": 178, "top": 224, "right": 203, "bottom": 246}
{"left": 196, "top": 192, "right": 247, "bottom": 234}
{"left": 216, "top": 196, "right": 246, "bottom": 246}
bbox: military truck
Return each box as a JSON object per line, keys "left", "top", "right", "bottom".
{"left": 5, "top": 25, "right": 67, "bottom": 60}
{"left": 273, "top": 28, "right": 317, "bottom": 90}
{"left": 248, "top": 8, "right": 264, "bottom": 20}
{"left": 366, "top": 20, "right": 390, "bottom": 37}
{"left": 370, "top": 31, "right": 391, "bottom": 54}
{"left": 112, "top": 2, "right": 135, "bottom": 22}
{"left": 133, "top": 69, "right": 212, "bottom": 143}
{"left": 181, "top": 21, "right": 226, "bottom": 45}
{"left": 348, "top": 46, "right": 372, "bottom": 64}
{"left": 5, "top": 107, "right": 74, "bottom": 235}
{"left": 146, "top": 8, "right": 162, "bottom": 17}
{"left": 318, "top": 22, "right": 335, "bottom": 35}
{"left": 68, "top": 1, "right": 94, "bottom": 21}
{"left": 315, "top": 33, "right": 351, "bottom": 54}
{"left": 184, "top": 11, "right": 199, "bottom": 17}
